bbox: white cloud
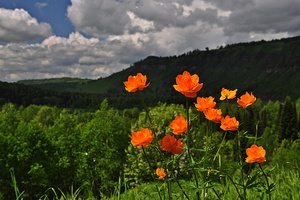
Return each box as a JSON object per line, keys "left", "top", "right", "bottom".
{"left": 0, "top": 32, "right": 129, "bottom": 82}
{"left": 224, "top": 0, "right": 300, "bottom": 36}
{"left": 35, "top": 2, "right": 48, "bottom": 9}
{"left": 0, "top": 8, "right": 52, "bottom": 42}
{"left": 0, "top": 0, "right": 300, "bottom": 82}
{"left": 67, "top": 0, "right": 132, "bottom": 36}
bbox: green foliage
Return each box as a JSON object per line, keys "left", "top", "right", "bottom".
{"left": 277, "top": 96, "right": 298, "bottom": 141}
{"left": 0, "top": 94, "right": 299, "bottom": 199}
{"left": 271, "top": 139, "right": 300, "bottom": 168}
{"left": 0, "top": 100, "right": 130, "bottom": 199}
{"left": 77, "top": 100, "right": 131, "bottom": 196}
{"left": 124, "top": 103, "right": 186, "bottom": 187}
{"left": 41, "top": 185, "right": 87, "bottom": 200}
{"left": 107, "top": 165, "right": 300, "bottom": 200}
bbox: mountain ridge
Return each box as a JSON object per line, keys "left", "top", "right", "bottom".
{"left": 4, "top": 35, "right": 300, "bottom": 109}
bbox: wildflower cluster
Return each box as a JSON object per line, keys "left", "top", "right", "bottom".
{"left": 124, "top": 70, "right": 272, "bottom": 200}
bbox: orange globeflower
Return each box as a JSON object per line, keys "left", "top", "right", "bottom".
{"left": 220, "top": 88, "right": 238, "bottom": 100}
{"left": 220, "top": 115, "right": 239, "bottom": 131}
{"left": 245, "top": 144, "right": 266, "bottom": 163}
{"left": 237, "top": 92, "right": 256, "bottom": 108}
{"left": 159, "top": 134, "right": 184, "bottom": 154}
{"left": 156, "top": 168, "right": 166, "bottom": 180}
{"left": 124, "top": 73, "right": 150, "bottom": 92}
{"left": 131, "top": 128, "right": 154, "bottom": 148}
{"left": 170, "top": 116, "right": 187, "bottom": 135}
{"left": 173, "top": 71, "right": 203, "bottom": 98}
{"left": 203, "top": 108, "right": 223, "bottom": 123}
{"left": 194, "top": 96, "right": 216, "bottom": 112}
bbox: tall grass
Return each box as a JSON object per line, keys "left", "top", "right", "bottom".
{"left": 10, "top": 168, "right": 25, "bottom": 200}
{"left": 104, "top": 165, "right": 300, "bottom": 200}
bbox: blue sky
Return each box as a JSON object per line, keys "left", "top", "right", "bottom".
{"left": 0, "top": 0, "right": 74, "bottom": 37}
{"left": 0, "top": 0, "right": 300, "bottom": 82}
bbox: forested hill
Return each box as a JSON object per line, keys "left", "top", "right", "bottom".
{"left": 4, "top": 35, "right": 300, "bottom": 109}
{"left": 76, "top": 36, "right": 300, "bottom": 100}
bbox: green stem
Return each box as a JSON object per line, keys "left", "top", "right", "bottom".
{"left": 142, "top": 147, "right": 163, "bottom": 200}
{"left": 213, "top": 132, "right": 227, "bottom": 162}
{"left": 174, "top": 176, "right": 190, "bottom": 200}
{"left": 138, "top": 91, "right": 163, "bottom": 156}
{"left": 250, "top": 106, "right": 259, "bottom": 144}
{"left": 226, "top": 99, "right": 235, "bottom": 116}
{"left": 186, "top": 99, "right": 191, "bottom": 155}
{"left": 138, "top": 91, "right": 152, "bottom": 124}
{"left": 259, "top": 164, "right": 271, "bottom": 200}
{"left": 225, "top": 173, "right": 242, "bottom": 199}
{"left": 237, "top": 130, "right": 246, "bottom": 200}
{"left": 185, "top": 98, "right": 200, "bottom": 200}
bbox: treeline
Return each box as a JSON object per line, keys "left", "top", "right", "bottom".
{"left": 0, "top": 81, "right": 145, "bottom": 110}
{"left": 12, "top": 35, "right": 300, "bottom": 105}
{"left": 0, "top": 96, "right": 299, "bottom": 199}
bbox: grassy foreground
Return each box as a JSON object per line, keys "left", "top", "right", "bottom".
{"left": 103, "top": 165, "right": 299, "bottom": 200}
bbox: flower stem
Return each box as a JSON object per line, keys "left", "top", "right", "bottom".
{"left": 237, "top": 130, "right": 246, "bottom": 200}
{"left": 213, "top": 131, "right": 227, "bottom": 162}
{"left": 259, "top": 164, "right": 271, "bottom": 200}
{"left": 138, "top": 91, "right": 152, "bottom": 124}
{"left": 185, "top": 98, "right": 200, "bottom": 200}
{"left": 141, "top": 147, "right": 163, "bottom": 200}
{"left": 174, "top": 175, "right": 190, "bottom": 200}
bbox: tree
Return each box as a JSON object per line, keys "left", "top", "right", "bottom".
{"left": 277, "top": 96, "right": 298, "bottom": 141}
{"left": 77, "top": 99, "right": 131, "bottom": 196}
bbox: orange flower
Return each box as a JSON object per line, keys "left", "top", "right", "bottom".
{"left": 159, "top": 134, "right": 184, "bottom": 154}
{"left": 220, "top": 115, "right": 239, "bottom": 131}
{"left": 173, "top": 71, "right": 203, "bottom": 98}
{"left": 170, "top": 116, "right": 187, "bottom": 135}
{"left": 203, "top": 108, "right": 223, "bottom": 123}
{"left": 131, "top": 128, "right": 154, "bottom": 148}
{"left": 124, "top": 73, "right": 150, "bottom": 92}
{"left": 237, "top": 92, "right": 256, "bottom": 108}
{"left": 194, "top": 96, "right": 216, "bottom": 112}
{"left": 245, "top": 144, "right": 266, "bottom": 163}
{"left": 156, "top": 168, "right": 166, "bottom": 180}
{"left": 220, "top": 88, "right": 238, "bottom": 100}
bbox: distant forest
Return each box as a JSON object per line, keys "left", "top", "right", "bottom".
{"left": 1, "top": 35, "right": 300, "bottom": 110}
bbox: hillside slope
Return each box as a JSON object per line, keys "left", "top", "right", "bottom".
{"left": 13, "top": 36, "right": 300, "bottom": 109}
{"left": 77, "top": 36, "right": 300, "bottom": 101}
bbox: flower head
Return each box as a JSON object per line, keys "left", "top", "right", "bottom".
{"left": 170, "top": 116, "right": 187, "bottom": 135}
{"left": 220, "top": 88, "right": 238, "bottom": 100}
{"left": 131, "top": 128, "right": 154, "bottom": 148}
{"left": 159, "top": 134, "right": 184, "bottom": 154}
{"left": 156, "top": 168, "right": 166, "bottom": 180}
{"left": 194, "top": 96, "right": 216, "bottom": 112}
{"left": 245, "top": 144, "right": 266, "bottom": 163}
{"left": 237, "top": 92, "right": 256, "bottom": 108}
{"left": 173, "top": 71, "right": 203, "bottom": 98}
{"left": 124, "top": 73, "right": 150, "bottom": 92}
{"left": 203, "top": 108, "right": 223, "bottom": 123}
{"left": 220, "top": 115, "right": 239, "bottom": 131}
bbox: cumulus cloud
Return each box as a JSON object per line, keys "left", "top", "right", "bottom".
{"left": 67, "top": 0, "right": 221, "bottom": 36}
{"left": 200, "top": 0, "right": 300, "bottom": 43}
{"left": 202, "top": 0, "right": 254, "bottom": 11}
{"left": 0, "top": 32, "right": 154, "bottom": 82}
{"left": 224, "top": 0, "right": 300, "bottom": 36}
{"left": 0, "top": 8, "right": 52, "bottom": 42}
{"left": 0, "top": 0, "right": 300, "bottom": 82}
{"left": 67, "top": 0, "right": 132, "bottom": 36}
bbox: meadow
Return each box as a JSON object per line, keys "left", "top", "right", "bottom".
{"left": 1, "top": 71, "right": 300, "bottom": 200}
